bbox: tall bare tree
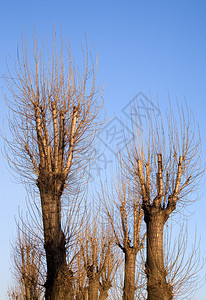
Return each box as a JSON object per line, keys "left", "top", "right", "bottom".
{"left": 5, "top": 33, "right": 103, "bottom": 299}
{"left": 123, "top": 100, "right": 203, "bottom": 299}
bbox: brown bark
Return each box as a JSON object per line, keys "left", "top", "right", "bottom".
{"left": 123, "top": 250, "right": 136, "bottom": 300}
{"left": 145, "top": 207, "right": 173, "bottom": 300}
{"left": 88, "top": 278, "right": 99, "bottom": 300}
{"left": 38, "top": 176, "right": 73, "bottom": 300}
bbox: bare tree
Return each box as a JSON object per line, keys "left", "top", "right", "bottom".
{"left": 76, "top": 217, "right": 121, "bottom": 300}
{"left": 8, "top": 286, "right": 22, "bottom": 300}
{"left": 101, "top": 161, "right": 146, "bottom": 300}
{"left": 102, "top": 172, "right": 145, "bottom": 300}
{"left": 10, "top": 221, "right": 45, "bottom": 300}
{"left": 123, "top": 100, "right": 204, "bottom": 299}
{"left": 5, "top": 33, "right": 103, "bottom": 299}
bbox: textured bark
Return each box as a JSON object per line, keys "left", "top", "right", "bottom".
{"left": 123, "top": 250, "right": 136, "bottom": 300}
{"left": 145, "top": 207, "right": 173, "bottom": 300}
{"left": 38, "top": 176, "right": 73, "bottom": 300}
{"left": 88, "top": 279, "right": 99, "bottom": 300}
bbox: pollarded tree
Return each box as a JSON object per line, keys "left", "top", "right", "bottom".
{"left": 101, "top": 162, "right": 146, "bottom": 300}
{"left": 10, "top": 222, "right": 45, "bottom": 300}
{"left": 5, "top": 33, "right": 103, "bottom": 300}
{"left": 123, "top": 100, "right": 203, "bottom": 300}
{"left": 76, "top": 217, "right": 121, "bottom": 300}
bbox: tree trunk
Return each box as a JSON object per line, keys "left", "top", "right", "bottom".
{"left": 88, "top": 279, "right": 99, "bottom": 300}
{"left": 123, "top": 250, "right": 136, "bottom": 300}
{"left": 39, "top": 189, "right": 72, "bottom": 300}
{"left": 145, "top": 208, "right": 173, "bottom": 300}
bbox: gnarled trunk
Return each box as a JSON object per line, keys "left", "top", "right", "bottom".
{"left": 123, "top": 250, "right": 136, "bottom": 300}
{"left": 145, "top": 208, "right": 173, "bottom": 300}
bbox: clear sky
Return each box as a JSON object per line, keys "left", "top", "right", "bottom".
{"left": 0, "top": 1, "right": 206, "bottom": 299}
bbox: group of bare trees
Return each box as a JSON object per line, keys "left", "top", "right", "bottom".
{"left": 4, "top": 33, "right": 204, "bottom": 300}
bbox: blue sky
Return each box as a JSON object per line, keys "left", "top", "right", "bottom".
{"left": 0, "top": 1, "right": 206, "bottom": 299}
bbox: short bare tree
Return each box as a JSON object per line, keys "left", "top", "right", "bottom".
{"left": 5, "top": 33, "right": 103, "bottom": 299}
{"left": 10, "top": 220, "right": 45, "bottom": 300}
{"left": 76, "top": 216, "right": 121, "bottom": 300}
{"left": 101, "top": 161, "right": 146, "bottom": 300}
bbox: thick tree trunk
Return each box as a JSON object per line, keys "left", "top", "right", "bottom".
{"left": 145, "top": 208, "right": 173, "bottom": 300}
{"left": 39, "top": 188, "right": 72, "bottom": 300}
{"left": 44, "top": 231, "right": 71, "bottom": 300}
{"left": 88, "top": 279, "right": 99, "bottom": 300}
{"left": 123, "top": 250, "right": 136, "bottom": 300}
